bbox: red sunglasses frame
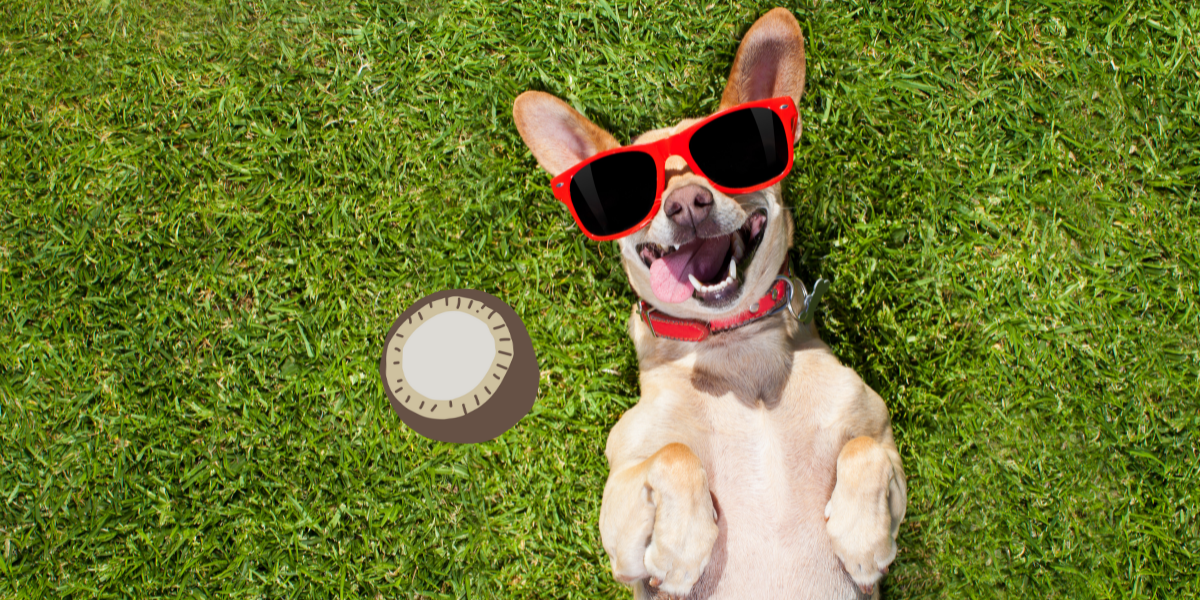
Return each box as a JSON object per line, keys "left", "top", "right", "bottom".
{"left": 548, "top": 96, "right": 799, "bottom": 241}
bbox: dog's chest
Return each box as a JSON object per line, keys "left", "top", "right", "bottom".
{"left": 689, "top": 362, "right": 857, "bottom": 598}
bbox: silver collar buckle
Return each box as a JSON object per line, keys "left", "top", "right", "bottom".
{"left": 775, "top": 275, "right": 829, "bottom": 324}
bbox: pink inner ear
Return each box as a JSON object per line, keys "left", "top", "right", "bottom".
{"left": 746, "top": 42, "right": 785, "bottom": 101}
{"left": 523, "top": 110, "right": 601, "bottom": 176}
{"left": 561, "top": 121, "right": 595, "bottom": 163}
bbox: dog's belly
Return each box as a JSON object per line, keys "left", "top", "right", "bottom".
{"left": 690, "top": 402, "right": 858, "bottom": 599}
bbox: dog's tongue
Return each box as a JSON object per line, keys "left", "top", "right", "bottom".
{"left": 649, "top": 236, "right": 731, "bottom": 303}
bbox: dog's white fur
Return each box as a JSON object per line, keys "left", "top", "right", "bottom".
{"left": 514, "top": 9, "right": 906, "bottom": 599}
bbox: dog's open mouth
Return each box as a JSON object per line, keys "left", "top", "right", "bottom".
{"left": 636, "top": 209, "right": 768, "bottom": 306}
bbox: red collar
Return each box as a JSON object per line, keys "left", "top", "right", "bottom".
{"left": 638, "top": 260, "right": 793, "bottom": 343}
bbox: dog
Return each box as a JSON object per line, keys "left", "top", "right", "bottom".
{"left": 512, "top": 8, "right": 906, "bottom": 599}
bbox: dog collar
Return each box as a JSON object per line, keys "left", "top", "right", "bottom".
{"left": 637, "top": 260, "right": 796, "bottom": 343}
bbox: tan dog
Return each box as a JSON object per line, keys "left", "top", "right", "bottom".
{"left": 513, "top": 8, "right": 906, "bottom": 599}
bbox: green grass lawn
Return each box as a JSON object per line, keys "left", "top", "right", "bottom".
{"left": 2, "top": 0, "right": 1198, "bottom": 597}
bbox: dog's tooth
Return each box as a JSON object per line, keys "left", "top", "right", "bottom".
{"left": 688, "top": 273, "right": 703, "bottom": 290}
{"left": 730, "top": 258, "right": 737, "bottom": 280}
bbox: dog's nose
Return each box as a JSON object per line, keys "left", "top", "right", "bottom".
{"left": 664, "top": 185, "right": 713, "bottom": 226}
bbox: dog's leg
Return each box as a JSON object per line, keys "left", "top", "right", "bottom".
{"left": 824, "top": 434, "right": 907, "bottom": 595}
{"left": 599, "top": 443, "right": 718, "bottom": 598}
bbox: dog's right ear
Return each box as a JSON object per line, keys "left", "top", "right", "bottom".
{"left": 512, "top": 92, "right": 620, "bottom": 177}
{"left": 720, "top": 8, "right": 806, "bottom": 110}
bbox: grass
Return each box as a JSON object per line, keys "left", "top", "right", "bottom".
{"left": 1, "top": 0, "right": 1197, "bottom": 597}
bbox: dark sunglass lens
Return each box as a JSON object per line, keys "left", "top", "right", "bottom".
{"left": 569, "top": 151, "right": 658, "bottom": 237}
{"left": 688, "top": 107, "right": 789, "bottom": 189}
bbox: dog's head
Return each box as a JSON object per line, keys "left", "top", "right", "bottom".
{"left": 513, "top": 8, "right": 805, "bottom": 321}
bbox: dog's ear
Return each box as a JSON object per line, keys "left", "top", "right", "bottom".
{"left": 512, "top": 92, "right": 620, "bottom": 176}
{"left": 720, "top": 8, "right": 806, "bottom": 109}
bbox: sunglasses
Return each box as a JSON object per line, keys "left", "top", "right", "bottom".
{"left": 549, "top": 97, "right": 799, "bottom": 241}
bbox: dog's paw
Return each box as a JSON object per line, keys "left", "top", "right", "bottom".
{"left": 825, "top": 494, "right": 894, "bottom": 593}
{"left": 824, "top": 438, "right": 900, "bottom": 594}
{"left": 601, "top": 444, "right": 719, "bottom": 598}
{"left": 642, "top": 497, "right": 718, "bottom": 598}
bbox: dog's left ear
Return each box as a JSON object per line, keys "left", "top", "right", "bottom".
{"left": 512, "top": 91, "right": 620, "bottom": 177}
{"left": 720, "top": 8, "right": 806, "bottom": 109}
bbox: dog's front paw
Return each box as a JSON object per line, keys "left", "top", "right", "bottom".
{"left": 642, "top": 501, "right": 718, "bottom": 597}
{"left": 601, "top": 444, "right": 719, "bottom": 598}
{"left": 826, "top": 501, "right": 893, "bottom": 594}
{"left": 824, "top": 437, "right": 902, "bottom": 595}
